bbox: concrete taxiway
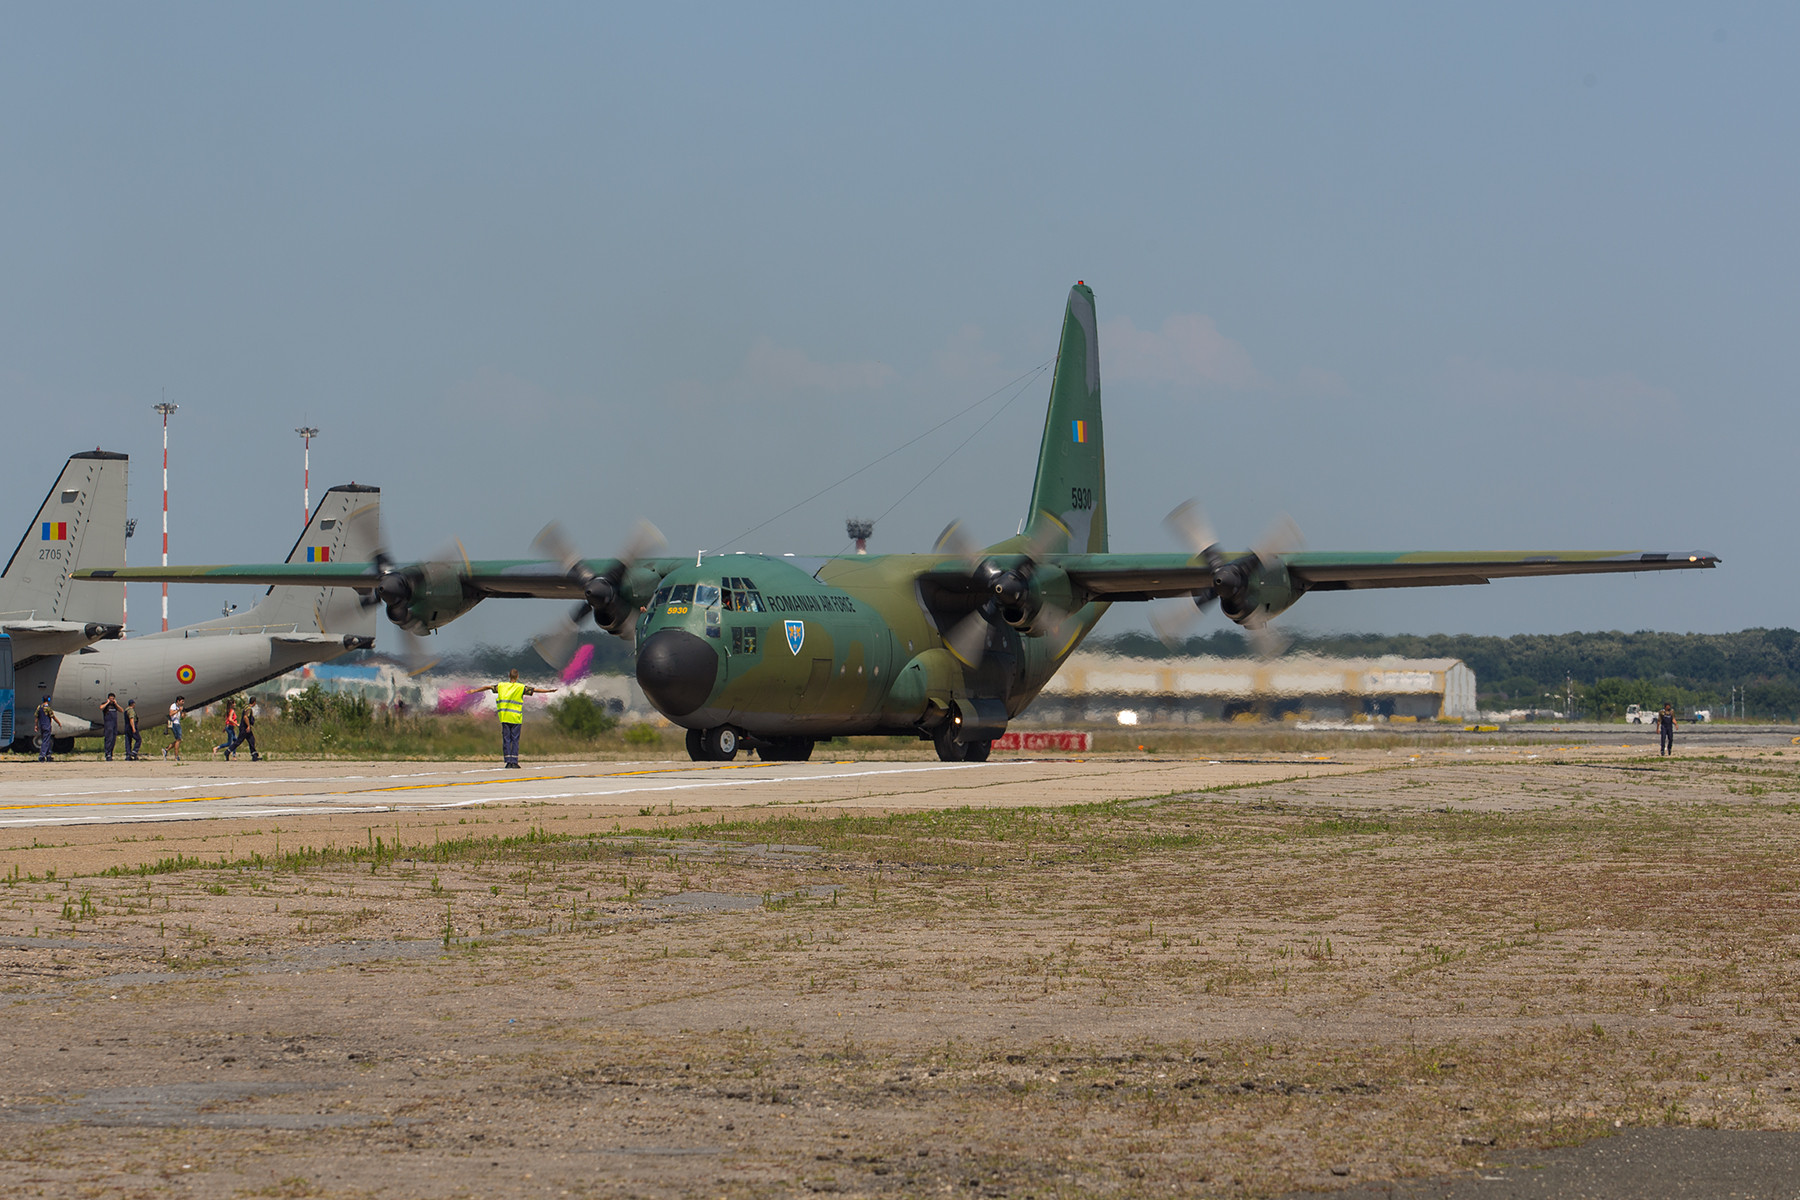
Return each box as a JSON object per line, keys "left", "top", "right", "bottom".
{"left": 0, "top": 755, "right": 1365, "bottom": 828}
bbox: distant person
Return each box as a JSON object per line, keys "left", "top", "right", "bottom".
{"left": 1657, "top": 702, "right": 1677, "bottom": 756}
{"left": 123, "top": 700, "right": 142, "bottom": 761}
{"left": 164, "top": 696, "right": 187, "bottom": 762}
{"left": 213, "top": 700, "right": 240, "bottom": 760}
{"left": 238, "top": 699, "right": 261, "bottom": 762}
{"left": 35, "top": 695, "right": 55, "bottom": 762}
{"left": 469, "top": 669, "right": 556, "bottom": 769}
{"left": 99, "top": 692, "right": 122, "bottom": 761}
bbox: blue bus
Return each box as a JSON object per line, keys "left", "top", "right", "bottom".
{"left": 0, "top": 632, "right": 12, "bottom": 746}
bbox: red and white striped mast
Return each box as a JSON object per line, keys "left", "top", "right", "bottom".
{"left": 296, "top": 426, "right": 319, "bottom": 529}
{"left": 153, "top": 401, "right": 177, "bottom": 632}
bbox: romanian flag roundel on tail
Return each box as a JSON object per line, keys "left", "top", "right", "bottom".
{"left": 1071, "top": 419, "right": 1088, "bottom": 444}
{"left": 41, "top": 521, "right": 68, "bottom": 540}
{"left": 306, "top": 546, "right": 331, "bottom": 562}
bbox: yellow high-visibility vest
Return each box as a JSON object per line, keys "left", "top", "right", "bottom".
{"left": 496, "top": 681, "right": 525, "bottom": 724}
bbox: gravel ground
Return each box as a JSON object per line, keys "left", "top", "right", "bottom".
{"left": 2, "top": 747, "right": 1798, "bottom": 1198}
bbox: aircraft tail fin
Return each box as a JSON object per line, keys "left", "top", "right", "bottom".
{"left": 1024, "top": 282, "right": 1107, "bottom": 554}
{"left": 193, "top": 485, "right": 381, "bottom": 639}
{"left": 0, "top": 451, "right": 129, "bottom": 627}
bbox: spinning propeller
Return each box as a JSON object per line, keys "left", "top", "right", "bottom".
{"left": 1148, "top": 500, "right": 1301, "bottom": 659}
{"left": 530, "top": 519, "right": 666, "bottom": 669}
{"left": 931, "top": 518, "right": 1075, "bottom": 668}
{"left": 361, "top": 541, "right": 472, "bottom": 676}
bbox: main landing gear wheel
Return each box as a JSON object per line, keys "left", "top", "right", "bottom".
{"left": 685, "top": 728, "right": 706, "bottom": 761}
{"left": 702, "top": 725, "right": 739, "bottom": 762}
{"left": 757, "top": 737, "right": 814, "bottom": 762}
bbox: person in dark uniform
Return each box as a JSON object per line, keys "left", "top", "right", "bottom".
{"left": 238, "top": 699, "right": 261, "bottom": 762}
{"left": 1657, "top": 702, "right": 1677, "bottom": 755}
{"left": 124, "top": 700, "right": 142, "bottom": 761}
{"left": 100, "top": 692, "right": 122, "bottom": 761}
{"left": 35, "top": 696, "right": 55, "bottom": 762}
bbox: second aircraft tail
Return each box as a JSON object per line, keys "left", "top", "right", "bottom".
{"left": 179, "top": 485, "right": 381, "bottom": 641}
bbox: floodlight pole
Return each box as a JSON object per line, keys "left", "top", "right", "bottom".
{"left": 122, "top": 518, "right": 137, "bottom": 636}
{"left": 295, "top": 427, "right": 320, "bottom": 529}
{"left": 153, "top": 401, "right": 178, "bottom": 631}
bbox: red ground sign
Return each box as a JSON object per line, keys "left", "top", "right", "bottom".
{"left": 992, "top": 731, "right": 1092, "bottom": 753}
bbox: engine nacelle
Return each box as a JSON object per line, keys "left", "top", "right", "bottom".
{"left": 995, "top": 564, "right": 1077, "bottom": 636}
{"left": 381, "top": 560, "right": 480, "bottom": 634}
{"left": 1220, "top": 558, "right": 1303, "bottom": 626}
{"left": 589, "top": 565, "right": 663, "bottom": 635}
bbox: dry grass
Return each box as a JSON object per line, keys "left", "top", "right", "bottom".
{"left": 1, "top": 753, "right": 1797, "bottom": 1197}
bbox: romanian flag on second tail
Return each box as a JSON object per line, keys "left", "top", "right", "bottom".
{"left": 41, "top": 521, "right": 68, "bottom": 540}
{"left": 1071, "top": 419, "right": 1088, "bottom": 444}
{"left": 306, "top": 546, "right": 331, "bottom": 563}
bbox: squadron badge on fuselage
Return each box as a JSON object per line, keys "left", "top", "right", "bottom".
{"left": 784, "top": 620, "right": 805, "bottom": 655}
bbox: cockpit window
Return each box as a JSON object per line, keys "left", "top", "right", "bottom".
{"left": 695, "top": 584, "right": 721, "bottom": 607}
{"left": 668, "top": 583, "right": 694, "bottom": 605}
{"left": 650, "top": 587, "right": 671, "bottom": 609}
{"left": 722, "top": 575, "right": 764, "bottom": 613}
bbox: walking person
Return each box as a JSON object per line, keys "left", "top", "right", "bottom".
{"left": 1657, "top": 702, "right": 1677, "bottom": 756}
{"left": 237, "top": 698, "right": 261, "bottom": 762}
{"left": 35, "top": 695, "right": 55, "bottom": 762}
{"left": 124, "top": 699, "right": 142, "bottom": 761}
{"left": 100, "top": 692, "right": 122, "bottom": 761}
{"left": 213, "top": 700, "right": 240, "bottom": 760}
{"left": 164, "top": 695, "right": 187, "bottom": 762}
{"left": 469, "top": 669, "right": 556, "bottom": 769}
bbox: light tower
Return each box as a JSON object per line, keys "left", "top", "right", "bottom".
{"left": 122, "top": 517, "right": 137, "bottom": 636}
{"left": 153, "top": 401, "right": 178, "bottom": 631}
{"left": 846, "top": 518, "right": 874, "bottom": 555}
{"left": 295, "top": 426, "right": 320, "bottom": 529}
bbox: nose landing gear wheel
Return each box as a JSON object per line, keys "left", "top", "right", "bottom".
{"left": 932, "top": 726, "right": 968, "bottom": 762}
{"left": 702, "top": 725, "right": 739, "bottom": 761}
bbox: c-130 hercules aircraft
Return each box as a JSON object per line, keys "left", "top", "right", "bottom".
{"left": 85, "top": 284, "right": 1718, "bottom": 762}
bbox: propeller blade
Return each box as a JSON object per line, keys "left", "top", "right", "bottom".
{"left": 532, "top": 600, "right": 590, "bottom": 670}
{"left": 1250, "top": 513, "right": 1303, "bottom": 568}
{"left": 393, "top": 626, "right": 442, "bottom": 677}
{"left": 618, "top": 519, "right": 667, "bottom": 567}
{"left": 932, "top": 519, "right": 980, "bottom": 564}
{"left": 531, "top": 520, "right": 584, "bottom": 576}
{"left": 1244, "top": 615, "right": 1292, "bottom": 660}
{"left": 945, "top": 609, "right": 991, "bottom": 668}
{"left": 1163, "top": 499, "right": 1221, "bottom": 560}
{"left": 1149, "top": 599, "right": 1202, "bottom": 649}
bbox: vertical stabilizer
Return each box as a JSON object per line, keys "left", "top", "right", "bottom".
{"left": 1024, "top": 283, "right": 1107, "bottom": 554}
{"left": 0, "top": 451, "right": 129, "bottom": 626}
{"left": 182, "top": 485, "right": 381, "bottom": 638}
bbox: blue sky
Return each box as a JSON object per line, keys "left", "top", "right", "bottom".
{"left": 2, "top": 4, "right": 1790, "bottom": 650}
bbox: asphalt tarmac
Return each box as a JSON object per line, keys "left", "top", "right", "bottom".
{"left": 0, "top": 754, "right": 1366, "bottom": 828}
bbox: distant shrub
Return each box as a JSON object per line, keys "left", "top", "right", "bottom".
{"left": 622, "top": 722, "right": 661, "bottom": 746}
{"left": 548, "top": 693, "right": 618, "bottom": 738}
{"left": 282, "top": 684, "right": 373, "bottom": 727}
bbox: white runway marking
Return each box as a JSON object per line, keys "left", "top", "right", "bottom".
{"left": 0, "top": 760, "right": 1017, "bottom": 827}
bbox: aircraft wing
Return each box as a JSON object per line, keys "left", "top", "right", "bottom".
{"left": 76, "top": 559, "right": 691, "bottom": 601}
{"left": 2, "top": 618, "right": 124, "bottom": 662}
{"left": 1053, "top": 550, "right": 1720, "bottom": 602}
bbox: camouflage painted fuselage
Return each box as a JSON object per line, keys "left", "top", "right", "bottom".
{"left": 633, "top": 552, "right": 1108, "bottom": 738}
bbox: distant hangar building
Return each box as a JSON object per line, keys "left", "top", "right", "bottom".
{"left": 1028, "top": 654, "right": 1478, "bottom": 723}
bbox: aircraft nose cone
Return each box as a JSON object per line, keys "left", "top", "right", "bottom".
{"left": 636, "top": 629, "right": 719, "bottom": 718}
